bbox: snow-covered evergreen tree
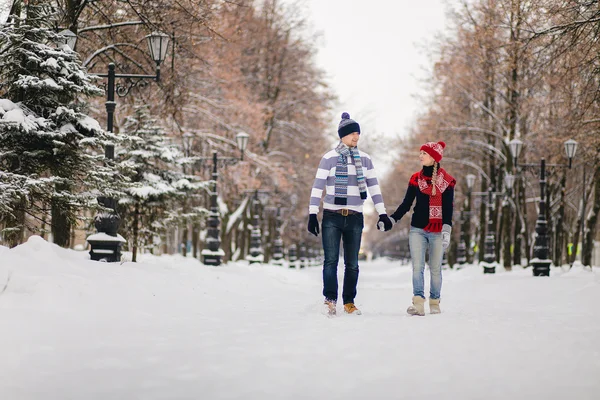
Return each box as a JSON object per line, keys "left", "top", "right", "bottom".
{"left": 117, "top": 105, "right": 209, "bottom": 261}
{"left": 0, "top": 4, "right": 120, "bottom": 247}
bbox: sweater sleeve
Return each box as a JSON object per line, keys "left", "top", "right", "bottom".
{"left": 442, "top": 186, "right": 455, "bottom": 226}
{"left": 363, "top": 155, "right": 386, "bottom": 215}
{"left": 390, "top": 183, "right": 417, "bottom": 223}
{"left": 308, "top": 155, "right": 330, "bottom": 214}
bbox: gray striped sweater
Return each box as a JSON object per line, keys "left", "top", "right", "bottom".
{"left": 309, "top": 147, "right": 386, "bottom": 215}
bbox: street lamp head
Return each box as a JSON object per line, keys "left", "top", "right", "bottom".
{"left": 146, "top": 32, "right": 170, "bottom": 65}
{"left": 57, "top": 29, "right": 77, "bottom": 50}
{"left": 236, "top": 131, "right": 249, "bottom": 160}
{"left": 466, "top": 173, "right": 476, "bottom": 190}
{"left": 508, "top": 138, "right": 523, "bottom": 161}
{"left": 504, "top": 174, "right": 515, "bottom": 191}
{"left": 564, "top": 139, "right": 577, "bottom": 168}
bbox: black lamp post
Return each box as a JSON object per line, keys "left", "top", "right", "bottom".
{"left": 64, "top": 30, "right": 171, "bottom": 262}
{"left": 509, "top": 138, "right": 577, "bottom": 276}
{"left": 299, "top": 242, "right": 307, "bottom": 269}
{"left": 480, "top": 186, "right": 497, "bottom": 274}
{"left": 271, "top": 208, "right": 284, "bottom": 266}
{"left": 288, "top": 244, "right": 298, "bottom": 268}
{"left": 561, "top": 139, "right": 587, "bottom": 268}
{"left": 198, "top": 132, "right": 249, "bottom": 266}
{"left": 246, "top": 189, "right": 270, "bottom": 264}
{"left": 456, "top": 173, "right": 476, "bottom": 266}
{"left": 472, "top": 173, "right": 514, "bottom": 274}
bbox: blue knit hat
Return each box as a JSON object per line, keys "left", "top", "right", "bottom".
{"left": 338, "top": 112, "right": 360, "bottom": 138}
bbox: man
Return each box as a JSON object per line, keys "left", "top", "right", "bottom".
{"left": 307, "top": 112, "right": 393, "bottom": 316}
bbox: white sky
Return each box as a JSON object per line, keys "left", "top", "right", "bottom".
{"left": 1, "top": 236, "right": 599, "bottom": 399}
{"left": 303, "top": 0, "right": 459, "bottom": 140}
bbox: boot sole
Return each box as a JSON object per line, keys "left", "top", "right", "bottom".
{"left": 407, "top": 307, "right": 425, "bottom": 316}
{"left": 345, "top": 310, "right": 362, "bottom": 315}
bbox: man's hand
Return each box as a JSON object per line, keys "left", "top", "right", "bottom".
{"left": 377, "top": 214, "right": 393, "bottom": 232}
{"left": 307, "top": 214, "right": 320, "bottom": 236}
{"left": 442, "top": 224, "right": 452, "bottom": 250}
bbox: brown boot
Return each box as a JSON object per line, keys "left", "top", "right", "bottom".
{"left": 407, "top": 296, "right": 425, "bottom": 316}
{"left": 344, "top": 303, "right": 362, "bottom": 315}
{"left": 324, "top": 300, "right": 336, "bottom": 316}
{"left": 429, "top": 298, "right": 441, "bottom": 314}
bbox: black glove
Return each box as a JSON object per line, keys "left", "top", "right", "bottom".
{"left": 377, "top": 214, "right": 393, "bottom": 232}
{"left": 307, "top": 214, "right": 320, "bottom": 236}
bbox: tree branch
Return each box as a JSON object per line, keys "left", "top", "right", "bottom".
{"left": 78, "top": 21, "right": 145, "bottom": 34}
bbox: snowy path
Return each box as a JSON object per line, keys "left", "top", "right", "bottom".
{"left": 1, "top": 237, "right": 599, "bottom": 400}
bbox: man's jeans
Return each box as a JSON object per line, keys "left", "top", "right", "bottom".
{"left": 409, "top": 226, "right": 443, "bottom": 300}
{"left": 322, "top": 211, "right": 364, "bottom": 304}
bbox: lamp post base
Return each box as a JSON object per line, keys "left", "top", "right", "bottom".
{"left": 271, "top": 256, "right": 284, "bottom": 266}
{"left": 456, "top": 242, "right": 467, "bottom": 267}
{"left": 480, "top": 261, "right": 498, "bottom": 274}
{"left": 87, "top": 232, "right": 126, "bottom": 262}
{"left": 246, "top": 253, "right": 264, "bottom": 264}
{"left": 530, "top": 258, "right": 552, "bottom": 276}
{"left": 202, "top": 248, "right": 225, "bottom": 266}
{"left": 288, "top": 244, "right": 297, "bottom": 268}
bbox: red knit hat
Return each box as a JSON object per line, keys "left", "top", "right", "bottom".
{"left": 420, "top": 141, "right": 446, "bottom": 163}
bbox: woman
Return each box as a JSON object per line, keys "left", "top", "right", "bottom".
{"left": 390, "top": 141, "right": 456, "bottom": 316}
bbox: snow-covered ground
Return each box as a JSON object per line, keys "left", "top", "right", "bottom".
{"left": 1, "top": 236, "right": 599, "bottom": 400}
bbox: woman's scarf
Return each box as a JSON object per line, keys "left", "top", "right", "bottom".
{"left": 417, "top": 167, "right": 455, "bottom": 232}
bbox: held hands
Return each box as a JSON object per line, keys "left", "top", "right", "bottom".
{"left": 377, "top": 214, "right": 393, "bottom": 232}
{"left": 442, "top": 224, "right": 452, "bottom": 250}
{"left": 307, "top": 214, "right": 320, "bottom": 236}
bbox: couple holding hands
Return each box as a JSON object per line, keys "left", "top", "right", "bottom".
{"left": 307, "top": 113, "right": 456, "bottom": 317}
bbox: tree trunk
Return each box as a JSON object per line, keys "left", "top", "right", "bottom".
{"left": 502, "top": 201, "right": 512, "bottom": 270}
{"left": 192, "top": 223, "right": 199, "bottom": 259}
{"left": 4, "top": 197, "right": 26, "bottom": 248}
{"left": 570, "top": 216, "right": 582, "bottom": 265}
{"left": 521, "top": 178, "right": 531, "bottom": 266}
{"left": 222, "top": 213, "right": 232, "bottom": 263}
{"left": 553, "top": 173, "right": 567, "bottom": 266}
{"left": 132, "top": 202, "right": 139, "bottom": 262}
{"left": 51, "top": 185, "right": 71, "bottom": 248}
{"left": 181, "top": 223, "right": 188, "bottom": 257}
{"left": 582, "top": 165, "right": 600, "bottom": 266}
{"left": 478, "top": 204, "right": 486, "bottom": 263}
{"left": 513, "top": 184, "right": 523, "bottom": 265}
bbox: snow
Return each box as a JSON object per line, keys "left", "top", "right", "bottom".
{"left": 0, "top": 98, "right": 18, "bottom": 112}
{"left": 59, "top": 123, "right": 77, "bottom": 134}
{"left": 0, "top": 0, "right": 10, "bottom": 25}
{"left": 40, "top": 57, "right": 59, "bottom": 70}
{"left": 128, "top": 172, "right": 178, "bottom": 199}
{"left": 0, "top": 102, "right": 48, "bottom": 133}
{"left": 226, "top": 195, "right": 250, "bottom": 233}
{"left": 1, "top": 235, "right": 599, "bottom": 400}
{"left": 86, "top": 232, "right": 127, "bottom": 243}
{"left": 77, "top": 115, "right": 103, "bottom": 133}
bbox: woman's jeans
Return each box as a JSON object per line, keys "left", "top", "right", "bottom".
{"left": 409, "top": 227, "right": 443, "bottom": 300}
{"left": 322, "top": 211, "right": 364, "bottom": 304}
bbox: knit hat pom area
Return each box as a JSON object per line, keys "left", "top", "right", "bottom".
{"left": 420, "top": 141, "right": 446, "bottom": 163}
{"left": 338, "top": 112, "right": 360, "bottom": 138}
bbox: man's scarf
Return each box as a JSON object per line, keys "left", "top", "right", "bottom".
{"left": 334, "top": 141, "right": 367, "bottom": 205}
{"left": 417, "top": 167, "right": 455, "bottom": 232}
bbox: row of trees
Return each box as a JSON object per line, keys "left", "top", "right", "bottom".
{"left": 375, "top": 0, "right": 600, "bottom": 267}
{"left": 0, "top": 0, "right": 333, "bottom": 262}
